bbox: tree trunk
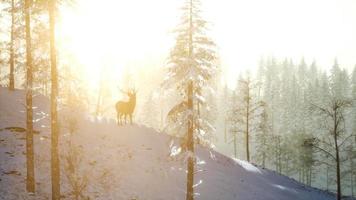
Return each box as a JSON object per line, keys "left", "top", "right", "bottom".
{"left": 298, "top": 168, "right": 301, "bottom": 182}
{"left": 186, "top": 81, "right": 194, "bottom": 200}
{"left": 334, "top": 110, "right": 341, "bottom": 200}
{"left": 335, "top": 132, "right": 341, "bottom": 200}
{"left": 309, "top": 167, "right": 313, "bottom": 186}
{"left": 9, "top": 0, "right": 15, "bottom": 90}
{"left": 350, "top": 157, "right": 354, "bottom": 197}
{"left": 326, "top": 165, "right": 329, "bottom": 190}
{"left": 25, "top": 0, "right": 35, "bottom": 193}
{"left": 224, "top": 119, "right": 227, "bottom": 143}
{"left": 233, "top": 133, "right": 237, "bottom": 158}
{"left": 186, "top": 0, "right": 194, "bottom": 199}
{"left": 246, "top": 86, "right": 250, "bottom": 162}
{"left": 49, "top": 0, "right": 60, "bottom": 199}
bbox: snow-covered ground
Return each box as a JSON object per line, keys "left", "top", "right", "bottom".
{"left": 0, "top": 87, "right": 344, "bottom": 199}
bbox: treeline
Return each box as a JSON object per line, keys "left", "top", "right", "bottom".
{"left": 0, "top": 1, "right": 85, "bottom": 199}
{"left": 221, "top": 58, "right": 356, "bottom": 198}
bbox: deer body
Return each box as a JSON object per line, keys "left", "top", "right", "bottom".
{"left": 116, "top": 90, "right": 136, "bottom": 125}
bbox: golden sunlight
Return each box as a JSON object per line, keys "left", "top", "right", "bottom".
{"left": 56, "top": 0, "right": 356, "bottom": 89}
{"left": 56, "top": 0, "right": 179, "bottom": 91}
{"left": 1, "top": 0, "right": 356, "bottom": 199}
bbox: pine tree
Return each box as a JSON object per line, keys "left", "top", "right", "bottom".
{"left": 164, "top": 0, "right": 217, "bottom": 199}
{"left": 352, "top": 66, "right": 356, "bottom": 100}
{"left": 254, "top": 103, "right": 270, "bottom": 167}
{"left": 329, "top": 58, "right": 349, "bottom": 99}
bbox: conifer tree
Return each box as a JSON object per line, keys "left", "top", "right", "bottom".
{"left": 164, "top": 0, "right": 217, "bottom": 199}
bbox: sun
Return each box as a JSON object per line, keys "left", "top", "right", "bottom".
{"left": 56, "top": 0, "right": 179, "bottom": 94}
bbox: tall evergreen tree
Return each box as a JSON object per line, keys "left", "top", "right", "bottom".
{"left": 254, "top": 103, "right": 270, "bottom": 167}
{"left": 164, "top": 0, "right": 217, "bottom": 199}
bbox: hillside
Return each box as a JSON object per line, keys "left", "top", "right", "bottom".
{"left": 0, "top": 87, "right": 339, "bottom": 200}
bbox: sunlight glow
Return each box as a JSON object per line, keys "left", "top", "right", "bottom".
{"left": 56, "top": 0, "right": 356, "bottom": 89}
{"left": 57, "top": 0, "right": 178, "bottom": 92}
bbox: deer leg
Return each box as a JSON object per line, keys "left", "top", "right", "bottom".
{"left": 117, "top": 113, "right": 120, "bottom": 125}
{"left": 119, "top": 113, "right": 123, "bottom": 126}
{"left": 130, "top": 114, "right": 132, "bottom": 125}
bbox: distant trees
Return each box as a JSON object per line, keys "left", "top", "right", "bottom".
{"left": 163, "top": 0, "right": 218, "bottom": 199}
{"left": 228, "top": 74, "right": 264, "bottom": 162}
{"left": 0, "top": 0, "right": 25, "bottom": 90}
{"left": 223, "top": 57, "right": 356, "bottom": 197}
{"left": 227, "top": 90, "right": 238, "bottom": 158}
{"left": 254, "top": 103, "right": 270, "bottom": 168}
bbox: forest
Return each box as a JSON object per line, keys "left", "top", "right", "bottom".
{"left": 0, "top": 0, "right": 355, "bottom": 200}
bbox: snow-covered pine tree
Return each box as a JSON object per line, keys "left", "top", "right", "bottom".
{"left": 352, "top": 66, "right": 356, "bottom": 100}
{"left": 254, "top": 102, "right": 270, "bottom": 168}
{"left": 330, "top": 59, "right": 349, "bottom": 99}
{"left": 163, "top": 0, "right": 217, "bottom": 199}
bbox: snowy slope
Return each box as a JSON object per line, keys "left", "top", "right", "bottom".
{"left": 0, "top": 87, "right": 339, "bottom": 200}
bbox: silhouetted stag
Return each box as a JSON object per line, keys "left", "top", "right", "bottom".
{"left": 116, "top": 89, "right": 137, "bottom": 125}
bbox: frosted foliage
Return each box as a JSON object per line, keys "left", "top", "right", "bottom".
{"left": 163, "top": 0, "right": 218, "bottom": 146}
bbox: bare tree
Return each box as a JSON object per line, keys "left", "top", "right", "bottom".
{"left": 230, "top": 75, "right": 264, "bottom": 162}
{"left": 311, "top": 98, "right": 354, "bottom": 200}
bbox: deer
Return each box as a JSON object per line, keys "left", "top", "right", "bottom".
{"left": 116, "top": 89, "right": 137, "bottom": 125}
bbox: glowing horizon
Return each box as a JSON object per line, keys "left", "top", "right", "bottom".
{"left": 57, "top": 0, "right": 356, "bottom": 89}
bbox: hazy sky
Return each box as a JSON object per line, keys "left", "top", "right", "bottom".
{"left": 58, "top": 0, "right": 356, "bottom": 87}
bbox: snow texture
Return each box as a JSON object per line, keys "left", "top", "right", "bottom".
{"left": 0, "top": 87, "right": 344, "bottom": 199}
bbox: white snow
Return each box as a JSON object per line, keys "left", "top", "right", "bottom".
{"left": 0, "top": 87, "right": 342, "bottom": 200}
{"left": 233, "top": 158, "right": 262, "bottom": 174}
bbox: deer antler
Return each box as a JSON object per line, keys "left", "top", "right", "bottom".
{"left": 131, "top": 88, "right": 138, "bottom": 94}
{"left": 118, "top": 87, "right": 130, "bottom": 95}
